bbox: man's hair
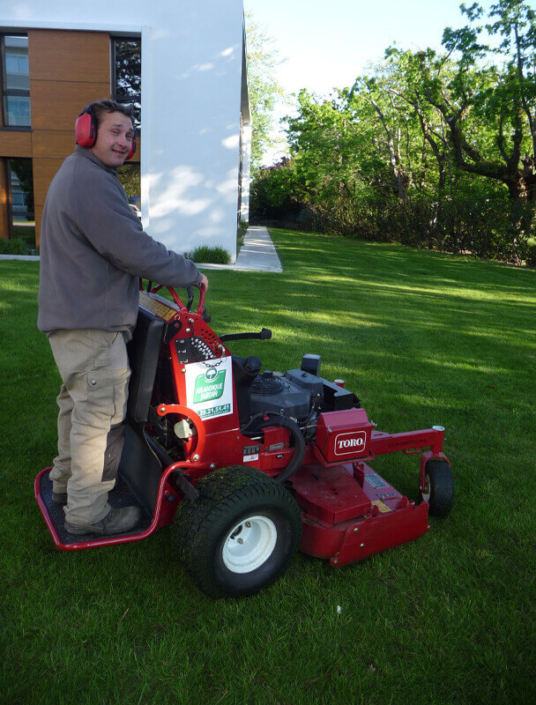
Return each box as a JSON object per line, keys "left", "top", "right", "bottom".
{"left": 91, "top": 100, "right": 135, "bottom": 127}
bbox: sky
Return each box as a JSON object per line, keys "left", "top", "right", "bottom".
{"left": 243, "top": 0, "right": 497, "bottom": 162}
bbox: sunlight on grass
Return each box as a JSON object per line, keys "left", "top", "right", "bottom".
{"left": 1, "top": 231, "right": 535, "bottom": 705}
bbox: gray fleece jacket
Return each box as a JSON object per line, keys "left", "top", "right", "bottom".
{"left": 38, "top": 146, "right": 202, "bottom": 336}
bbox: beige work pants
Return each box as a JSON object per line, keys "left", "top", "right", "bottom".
{"left": 48, "top": 329, "right": 131, "bottom": 526}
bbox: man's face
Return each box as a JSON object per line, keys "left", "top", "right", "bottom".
{"left": 89, "top": 111, "right": 134, "bottom": 168}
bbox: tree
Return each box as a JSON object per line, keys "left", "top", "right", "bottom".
{"left": 117, "top": 164, "right": 140, "bottom": 201}
{"left": 244, "top": 13, "right": 287, "bottom": 170}
{"left": 249, "top": 157, "right": 302, "bottom": 222}
{"left": 114, "top": 39, "right": 141, "bottom": 126}
{"left": 285, "top": 90, "right": 363, "bottom": 231}
{"left": 253, "top": 2, "right": 535, "bottom": 261}
{"left": 424, "top": 0, "right": 536, "bottom": 212}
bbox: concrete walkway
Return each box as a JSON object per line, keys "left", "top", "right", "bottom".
{"left": 198, "top": 225, "right": 282, "bottom": 273}
{"left": 0, "top": 253, "right": 39, "bottom": 262}
{"left": 0, "top": 226, "right": 283, "bottom": 273}
{"left": 234, "top": 225, "right": 282, "bottom": 272}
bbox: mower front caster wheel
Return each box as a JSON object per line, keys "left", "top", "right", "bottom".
{"left": 173, "top": 466, "right": 302, "bottom": 599}
{"left": 420, "top": 459, "right": 454, "bottom": 518}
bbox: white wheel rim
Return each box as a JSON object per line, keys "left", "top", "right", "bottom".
{"left": 422, "top": 474, "right": 431, "bottom": 503}
{"left": 222, "top": 515, "right": 277, "bottom": 574}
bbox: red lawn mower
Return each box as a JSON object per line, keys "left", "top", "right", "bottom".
{"left": 36, "top": 284, "right": 454, "bottom": 599}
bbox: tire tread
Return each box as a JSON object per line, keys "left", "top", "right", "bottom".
{"left": 174, "top": 466, "right": 302, "bottom": 598}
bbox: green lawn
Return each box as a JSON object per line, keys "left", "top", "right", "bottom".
{"left": 1, "top": 229, "right": 535, "bottom": 705}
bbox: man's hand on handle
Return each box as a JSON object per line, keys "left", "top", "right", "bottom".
{"left": 199, "top": 273, "right": 209, "bottom": 292}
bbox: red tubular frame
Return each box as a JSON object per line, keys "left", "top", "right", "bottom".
{"left": 370, "top": 426, "right": 445, "bottom": 456}
{"left": 156, "top": 403, "right": 207, "bottom": 461}
{"left": 35, "top": 457, "right": 207, "bottom": 551}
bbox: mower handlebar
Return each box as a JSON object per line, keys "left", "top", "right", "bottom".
{"left": 219, "top": 328, "right": 272, "bottom": 343}
{"left": 144, "top": 282, "right": 207, "bottom": 317}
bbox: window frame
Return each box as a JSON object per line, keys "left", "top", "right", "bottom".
{"left": 0, "top": 33, "right": 31, "bottom": 129}
{"left": 111, "top": 35, "right": 141, "bottom": 130}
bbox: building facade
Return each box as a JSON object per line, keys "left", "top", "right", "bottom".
{"left": 0, "top": 1, "right": 250, "bottom": 262}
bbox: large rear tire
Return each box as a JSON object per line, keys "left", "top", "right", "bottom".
{"left": 173, "top": 466, "right": 302, "bottom": 598}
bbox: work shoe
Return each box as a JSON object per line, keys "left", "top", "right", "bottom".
{"left": 65, "top": 506, "right": 142, "bottom": 536}
{"left": 51, "top": 491, "right": 68, "bottom": 506}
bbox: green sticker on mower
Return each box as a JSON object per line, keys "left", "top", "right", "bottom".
{"left": 193, "top": 368, "right": 226, "bottom": 404}
{"left": 184, "top": 358, "right": 233, "bottom": 419}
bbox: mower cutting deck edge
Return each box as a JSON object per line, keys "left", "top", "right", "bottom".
{"left": 36, "top": 284, "right": 453, "bottom": 598}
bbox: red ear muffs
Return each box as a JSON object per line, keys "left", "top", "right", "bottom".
{"left": 75, "top": 107, "right": 98, "bottom": 148}
{"left": 75, "top": 104, "right": 137, "bottom": 160}
{"left": 126, "top": 136, "right": 136, "bottom": 161}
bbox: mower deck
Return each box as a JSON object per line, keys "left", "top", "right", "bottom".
{"left": 290, "top": 461, "right": 430, "bottom": 567}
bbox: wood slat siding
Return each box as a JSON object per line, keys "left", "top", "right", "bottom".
{"left": 30, "top": 80, "right": 112, "bottom": 132}
{"left": 0, "top": 130, "right": 33, "bottom": 158}
{"left": 31, "top": 130, "right": 76, "bottom": 159}
{"left": 1, "top": 29, "right": 140, "bottom": 245}
{"left": 28, "top": 29, "right": 112, "bottom": 245}
{"left": 28, "top": 30, "right": 111, "bottom": 83}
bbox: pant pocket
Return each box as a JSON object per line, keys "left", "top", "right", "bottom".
{"left": 85, "top": 367, "right": 130, "bottom": 424}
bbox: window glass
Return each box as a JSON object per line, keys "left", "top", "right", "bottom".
{"left": 3, "top": 95, "right": 31, "bottom": 126}
{"left": 7, "top": 158, "right": 35, "bottom": 250}
{"left": 2, "top": 35, "right": 31, "bottom": 126}
{"left": 113, "top": 38, "right": 141, "bottom": 128}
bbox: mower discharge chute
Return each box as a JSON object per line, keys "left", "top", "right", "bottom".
{"left": 36, "top": 284, "right": 453, "bottom": 599}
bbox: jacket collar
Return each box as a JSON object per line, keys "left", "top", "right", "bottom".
{"left": 74, "top": 145, "right": 118, "bottom": 176}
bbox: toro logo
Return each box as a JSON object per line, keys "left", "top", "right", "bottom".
{"left": 334, "top": 431, "right": 367, "bottom": 456}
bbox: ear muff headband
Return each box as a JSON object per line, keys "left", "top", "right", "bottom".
{"left": 75, "top": 104, "right": 137, "bottom": 160}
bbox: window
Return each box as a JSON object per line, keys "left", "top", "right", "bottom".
{"left": 113, "top": 37, "right": 141, "bottom": 128}
{"left": 5, "top": 158, "right": 35, "bottom": 248}
{"left": 1, "top": 35, "right": 31, "bottom": 127}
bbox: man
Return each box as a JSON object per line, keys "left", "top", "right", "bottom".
{"left": 38, "top": 100, "right": 208, "bottom": 537}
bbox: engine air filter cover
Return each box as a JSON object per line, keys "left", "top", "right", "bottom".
{"left": 251, "top": 371, "right": 285, "bottom": 396}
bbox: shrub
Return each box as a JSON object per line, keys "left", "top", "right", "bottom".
{"left": 0, "top": 237, "right": 30, "bottom": 255}
{"left": 524, "top": 237, "right": 536, "bottom": 267}
{"left": 250, "top": 158, "right": 303, "bottom": 223}
{"left": 184, "top": 246, "right": 231, "bottom": 264}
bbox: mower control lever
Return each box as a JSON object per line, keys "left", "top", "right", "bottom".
{"left": 186, "top": 286, "right": 211, "bottom": 323}
{"left": 146, "top": 283, "right": 207, "bottom": 317}
{"left": 219, "top": 328, "right": 272, "bottom": 343}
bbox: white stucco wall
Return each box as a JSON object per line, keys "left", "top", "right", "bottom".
{"left": 1, "top": 0, "right": 249, "bottom": 262}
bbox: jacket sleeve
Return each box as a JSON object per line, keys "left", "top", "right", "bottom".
{"left": 73, "top": 160, "right": 202, "bottom": 288}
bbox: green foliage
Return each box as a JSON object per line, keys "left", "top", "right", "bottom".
{"left": 184, "top": 245, "right": 231, "bottom": 264}
{"left": 237, "top": 220, "right": 248, "bottom": 252}
{"left": 117, "top": 163, "right": 141, "bottom": 200}
{"left": 250, "top": 158, "right": 303, "bottom": 222}
{"left": 250, "top": 0, "right": 536, "bottom": 263}
{"left": 237, "top": 219, "right": 248, "bottom": 237}
{"left": 423, "top": 0, "right": 536, "bottom": 203}
{"left": 0, "top": 237, "right": 30, "bottom": 255}
{"left": 525, "top": 236, "right": 536, "bottom": 266}
{"left": 245, "top": 13, "right": 288, "bottom": 170}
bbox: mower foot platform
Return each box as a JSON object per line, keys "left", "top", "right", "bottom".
{"left": 36, "top": 469, "right": 152, "bottom": 550}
